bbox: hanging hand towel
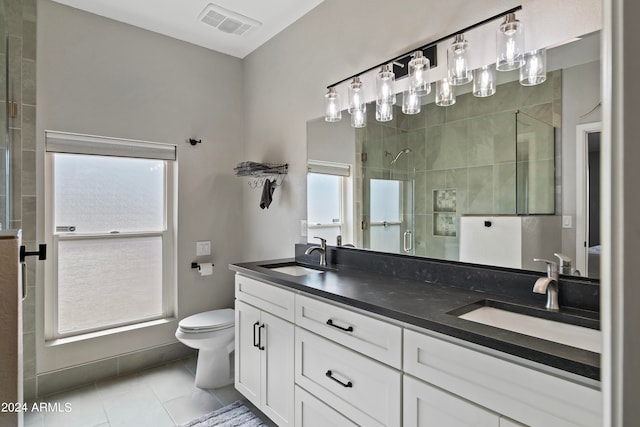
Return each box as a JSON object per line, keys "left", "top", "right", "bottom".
{"left": 260, "top": 179, "right": 276, "bottom": 209}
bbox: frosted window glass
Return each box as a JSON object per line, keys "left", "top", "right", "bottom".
{"left": 307, "top": 173, "right": 341, "bottom": 225}
{"left": 370, "top": 179, "right": 401, "bottom": 222}
{"left": 370, "top": 225, "right": 401, "bottom": 253}
{"left": 54, "top": 154, "right": 165, "bottom": 233}
{"left": 57, "top": 236, "right": 163, "bottom": 333}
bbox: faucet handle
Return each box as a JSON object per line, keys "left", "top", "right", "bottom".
{"left": 313, "top": 237, "right": 327, "bottom": 247}
{"left": 533, "top": 258, "right": 558, "bottom": 278}
{"left": 553, "top": 253, "right": 572, "bottom": 265}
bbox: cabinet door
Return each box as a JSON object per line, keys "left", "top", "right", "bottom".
{"left": 403, "top": 375, "right": 499, "bottom": 427}
{"left": 295, "top": 386, "right": 358, "bottom": 427}
{"left": 261, "top": 311, "right": 295, "bottom": 426}
{"left": 235, "top": 300, "right": 262, "bottom": 408}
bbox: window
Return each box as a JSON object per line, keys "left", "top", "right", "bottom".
{"left": 307, "top": 160, "right": 352, "bottom": 245}
{"left": 45, "top": 131, "right": 176, "bottom": 339}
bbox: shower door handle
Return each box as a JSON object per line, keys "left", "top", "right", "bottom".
{"left": 403, "top": 231, "right": 412, "bottom": 253}
{"left": 21, "top": 262, "right": 27, "bottom": 301}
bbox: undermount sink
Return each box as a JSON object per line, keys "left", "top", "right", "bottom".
{"left": 263, "top": 264, "right": 325, "bottom": 276}
{"left": 452, "top": 301, "right": 602, "bottom": 353}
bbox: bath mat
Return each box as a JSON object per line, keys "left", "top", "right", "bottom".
{"left": 180, "top": 400, "right": 267, "bottom": 427}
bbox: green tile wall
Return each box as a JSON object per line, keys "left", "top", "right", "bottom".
{"left": 359, "top": 70, "right": 561, "bottom": 260}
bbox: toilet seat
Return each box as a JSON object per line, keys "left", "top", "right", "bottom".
{"left": 179, "top": 308, "right": 234, "bottom": 333}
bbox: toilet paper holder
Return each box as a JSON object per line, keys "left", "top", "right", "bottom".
{"left": 191, "top": 262, "right": 215, "bottom": 270}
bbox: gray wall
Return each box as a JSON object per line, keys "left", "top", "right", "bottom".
{"left": 35, "top": 0, "right": 244, "bottom": 393}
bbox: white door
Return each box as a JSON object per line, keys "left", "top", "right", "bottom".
{"left": 235, "top": 300, "right": 261, "bottom": 408}
{"left": 261, "top": 311, "right": 295, "bottom": 426}
{"left": 403, "top": 375, "right": 499, "bottom": 427}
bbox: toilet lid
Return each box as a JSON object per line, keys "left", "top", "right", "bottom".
{"left": 179, "top": 309, "right": 234, "bottom": 332}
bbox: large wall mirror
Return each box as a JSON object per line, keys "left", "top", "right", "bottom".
{"left": 307, "top": 31, "right": 601, "bottom": 279}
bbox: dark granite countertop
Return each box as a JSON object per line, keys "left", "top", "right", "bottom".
{"left": 229, "top": 257, "right": 600, "bottom": 383}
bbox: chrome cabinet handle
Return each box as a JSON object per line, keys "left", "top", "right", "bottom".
{"left": 403, "top": 230, "right": 412, "bottom": 253}
{"left": 326, "top": 319, "right": 354, "bottom": 332}
{"left": 326, "top": 370, "right": 353, "bottom": 388}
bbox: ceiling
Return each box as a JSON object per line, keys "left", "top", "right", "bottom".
{"left": 51, "top": 0, "right": 325, "bottom": 58}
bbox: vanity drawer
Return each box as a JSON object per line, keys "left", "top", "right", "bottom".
{"left": 295, "top": 294, "right": 402, "bottom": 368}
{"left": 235, "top": 274, "right": 295, "bottom": 322}
{"left": 295, "top": 385, "right": 358, "bottom": 427}
{"left": 295, "top": 327, "right": 401, "bottom": 427}
{"left": 403, "top": 328, "right": 601, "bottom": 427}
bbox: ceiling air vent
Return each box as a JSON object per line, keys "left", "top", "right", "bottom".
{"left": 199, "top": 3, "right": 262, "bottom": 36}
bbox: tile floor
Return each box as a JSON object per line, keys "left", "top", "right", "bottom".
{"left": 24, "top": 357, "right": 276, "bottom": 427}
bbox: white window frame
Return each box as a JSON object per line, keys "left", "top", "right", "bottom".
{"left": 307, "top": 160, "right": 353, "bottom": 245}
{"left": 44, "top": 131, "right": 177, "bottom": 341}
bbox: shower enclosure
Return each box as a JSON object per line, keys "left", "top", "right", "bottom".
{"left": 359, "top": 107, "right": 555, "bottom": 260}
{"left": 361, "top": 123, "right": 416, "bottom": 255}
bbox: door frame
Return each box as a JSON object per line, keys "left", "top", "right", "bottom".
{"left": 575, "top": 121, "right": 602, "bottom": 276}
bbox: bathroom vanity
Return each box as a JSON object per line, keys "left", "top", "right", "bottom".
{"left": 230, "top": 245, "right": 601, "bottom": 427}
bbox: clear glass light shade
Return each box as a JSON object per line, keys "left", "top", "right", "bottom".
{"left": 447, "top": 34, "right": 472, "bottom": 86}
{"left": 351, "top": 108, "right": 366, "bottom": 128}
{"left": 376, "top": 65, "right": 396, "bottom": 105}
{"left": 402, "top": 90, "right": 421, "bottom": 115}
{"left": 376, "top": 101, "right": 393, "bottom": 122}
{"left": 408, "top": 51, "right": 431, "bottom": 96}
{"left": 348, "top": 77, "right": 366, "bottom": 114}
{"left": 496, "top": 13, "right": 525, "bottom": 71}
{"left": 324, "top": 87, "right": 342, "bottom": 122}
{"left": 435, "top": 79, "right": 456, "bottom": 106}
{"left": 472, "top": 65, "right": 496, "bottom": 97}
{"left": 519, "top": 49, "right": 547, "bottom": 86}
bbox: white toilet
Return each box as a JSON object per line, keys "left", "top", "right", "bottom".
{"left": 175, "top": 308, "right": 235, "bottom": 389}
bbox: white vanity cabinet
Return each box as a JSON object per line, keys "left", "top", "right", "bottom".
{"left": 294, "top": 294, "right": 402, "bottom": 427}
{"left": 233, "top": 271, "right": 601, "bottom": 427}
{"left": 235, "top": 275, "right": 295, "bottom": 427}
{"left": 403, "top": 328, "right": 601, "bottom": 427}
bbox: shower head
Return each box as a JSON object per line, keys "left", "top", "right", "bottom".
{"left": 390, "top": 148, "right": 412, "bottom": 164}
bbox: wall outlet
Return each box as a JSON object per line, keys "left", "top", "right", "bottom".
{"left": 562, "top": 216, "right": 572, "bottom": 229}
{"left": 300, "top": 220, "right": 307, "bottom": 237}
{"left": 196, "top": 240, "right": 211, "bottom": 256}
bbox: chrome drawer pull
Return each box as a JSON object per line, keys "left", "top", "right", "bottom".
{"left": 325, "top": 370, "right": 353, "bottom": 388}
{"left": 326, "top": 319, "right": 354, "bottom": 332}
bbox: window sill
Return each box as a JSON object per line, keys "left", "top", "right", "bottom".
{"left": 45, "top": 317, "right": 177, "bottom": 347}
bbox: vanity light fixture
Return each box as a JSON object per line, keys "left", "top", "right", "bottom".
{"left": 376, "top": 101, "right": 394, "bottom": 122}
{"left": 496, "top": 12, "right": 525, "bottom": 71}
{"left": 402, "top": 89, "right": 421, "bottom": 115}
{"left": 408, "top": 51, "right": 431, "bottom": 96}
{"left": 519, "top": 49, "right": 547, "bottom": 86}
{"left": 324, "top": 87, "right": 342, "bottom": 122}
{"left": 323, "top": 6, "right": 524, "bottom": 122}
{"left": 472, "top": 64, "right": 496, "bottom": 97}
{"left": 351, "top": 108, "right": 367, "bottom": 128}
{"left": 376, "top": 64, "right": 396, "bottom": 106}
{"left": 447, "top": 34, "right": 473, "bottom": 86}
{"left": 348, "top": 77, "right": 366, "bottom": 114}
{"left": 435, "top": 79, "right": 456, "bottom": 106}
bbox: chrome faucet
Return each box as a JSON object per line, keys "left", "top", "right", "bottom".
{"left": 533, "top": 258, "right": 559, "bottom": 311}
{"left": 305, "top": 237, "right": 327, "bottom": 266}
